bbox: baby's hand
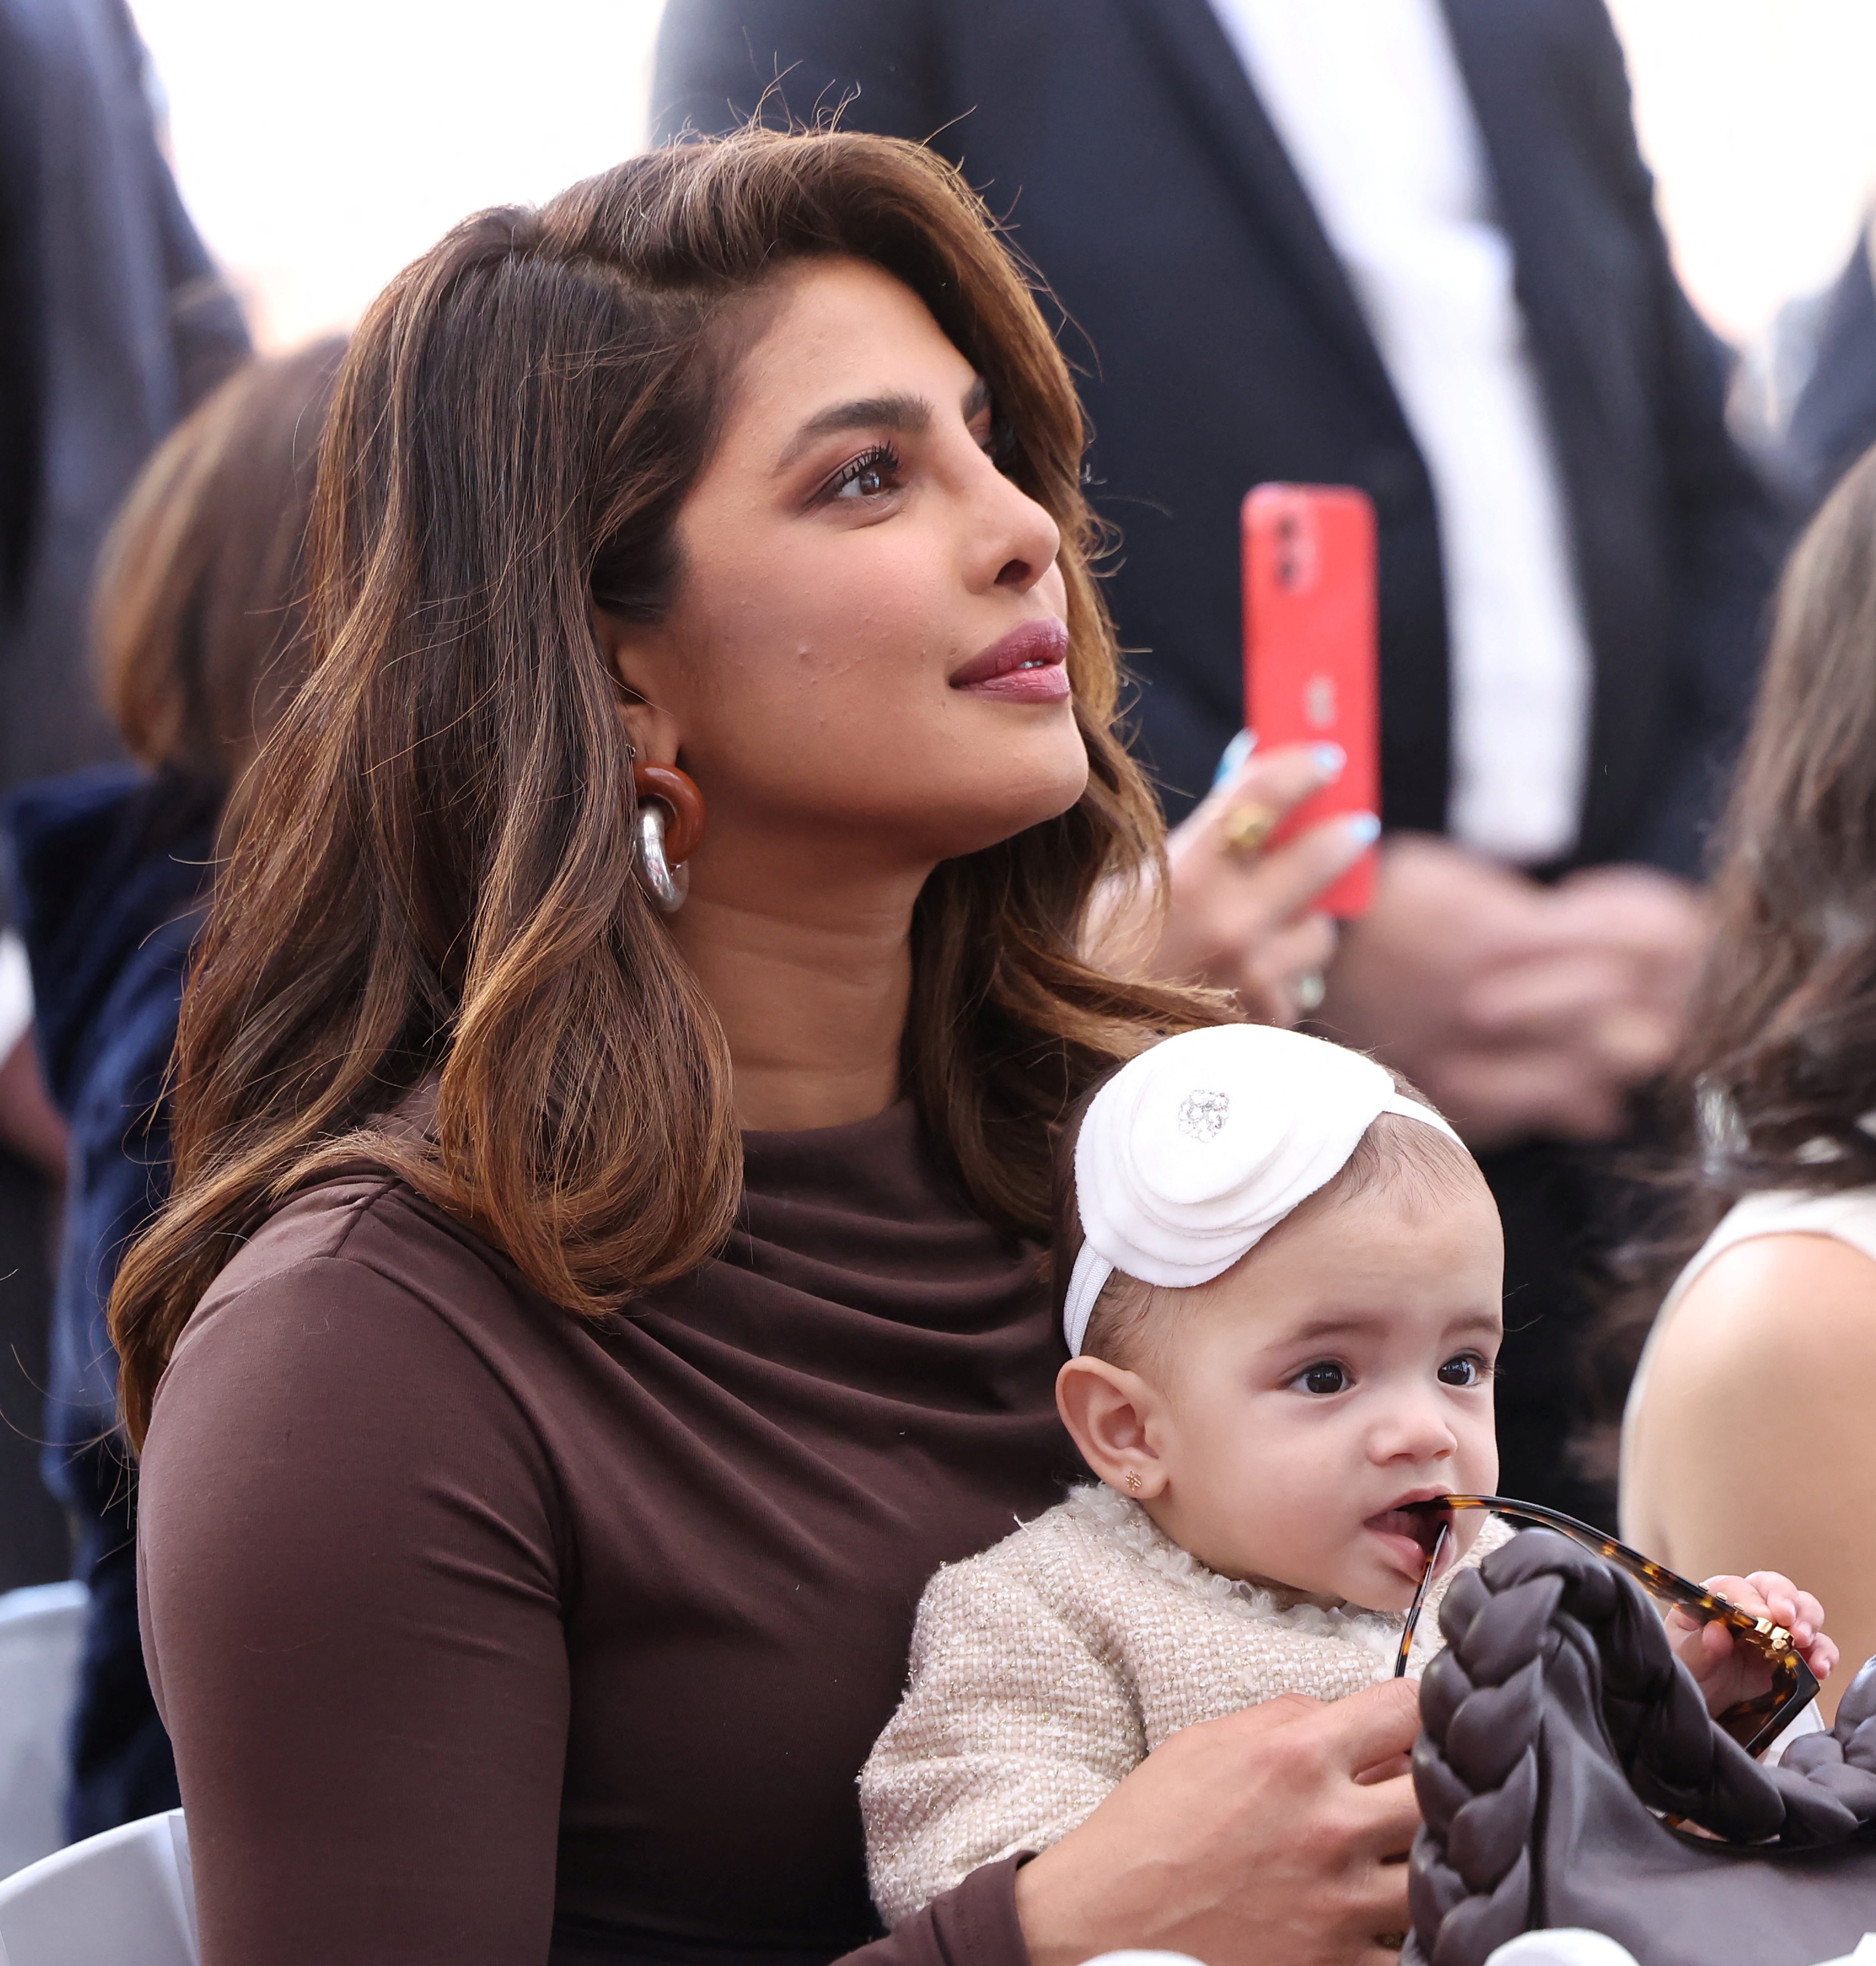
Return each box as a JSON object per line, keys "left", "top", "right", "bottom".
{"left": 1665, "top": 1571, "right": 1839, "bottom": 1722}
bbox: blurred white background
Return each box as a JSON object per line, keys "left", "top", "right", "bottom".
{"left": 129, "top": 0, "right": 662, "bottom": 348}
{"left": 129, "top": 0, "right": 1876, "bottom": 356}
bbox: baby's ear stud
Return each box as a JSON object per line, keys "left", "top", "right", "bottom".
{"left": 1124, "top": 1469, "right": 1143, "bottom": 1493}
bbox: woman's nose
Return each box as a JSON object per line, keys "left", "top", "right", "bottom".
{"left": 969, "top": 453, "right": 1062, "bottom": 597}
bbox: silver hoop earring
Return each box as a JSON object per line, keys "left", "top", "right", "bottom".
{"left": 635, "top": 800, "right": 689, "bottom": 914}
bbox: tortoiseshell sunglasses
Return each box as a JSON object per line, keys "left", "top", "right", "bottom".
{"left": 1390, "top": 1493, "right": 1820, "bottom": 1758}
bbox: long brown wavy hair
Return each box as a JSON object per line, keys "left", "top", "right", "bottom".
{"left": 1590, "top": 441, "right": 1876, "bottom": 1431}
{"left": 110, "top": 129, "right": 1224, "bottom": 1446}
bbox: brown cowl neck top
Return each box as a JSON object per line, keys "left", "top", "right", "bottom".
{"left": 137, "top": 1102, "right": 1084, "bottom": 1966}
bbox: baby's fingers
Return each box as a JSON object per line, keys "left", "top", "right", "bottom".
{"left": 1739, "top": 1571, "right": 1812, "bottom": 1641}
{"left": 1701, "top": 1572, "right": 1795, "bottom": 1632}
{"left": 1806, "top": 1633, "right": 1841, "bottom": 1682}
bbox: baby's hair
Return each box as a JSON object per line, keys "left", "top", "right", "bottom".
{"left": 1052, "top": 1060, "right": 1480, "bottom": 1377}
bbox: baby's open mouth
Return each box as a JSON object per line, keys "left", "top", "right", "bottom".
{"left": 1365, "top": 1498, "right": 1454, "bottom": 1558}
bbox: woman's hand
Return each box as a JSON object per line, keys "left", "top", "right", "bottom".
{"left": 1666, "top": 1570, "right": 1838, "bottom": 1720}
{"left": 1318, "top": 836, "right": 1705, "bottom": 1147}
{"left": 1013, "top": 1679, "right": 1422, "bottom": 1966}
{"left": 1148, "top": 736, "right": 1378, "bottom": 1024}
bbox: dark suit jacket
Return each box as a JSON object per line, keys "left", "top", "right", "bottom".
{"left": 0, "top": 0, "right": 248, "bottom": 815}
{"left": 655, "top": 0, "right": 1784, "bottom": 856}
{"left": 1787, "top": 225, "right": 1876, "bottom": 511}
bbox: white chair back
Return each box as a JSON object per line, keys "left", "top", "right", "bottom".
{"left": 0, "top": 1809, "right": 196, "bottom": 1966}
{"left": 0, "top": 1584, "right": 87, "bottom": 1879}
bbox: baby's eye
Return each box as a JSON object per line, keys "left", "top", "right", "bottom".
{"left": 1437, "top": 1353, "right": 1491, "bottom": 1389}
{"left": 1292, "top": 1360, "right": 1350, "bottom": 1396}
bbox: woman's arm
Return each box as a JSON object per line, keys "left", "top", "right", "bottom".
{"left": 138, "top": 1236, "right": 570, "bottom": 1965}
{"left": 1625, "top": 1231, "right": 1876, "bottom": 1719}
{"left": 855, "top": 1685, "right": 1422, "bottom": 1966}
{"left": 1011, "top": 1683, "right": 1421, "bottom": 1966}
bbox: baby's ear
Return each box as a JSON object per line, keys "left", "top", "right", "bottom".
{"left": 1055, "top": 1356, "right": 1167, "bottom": 1500}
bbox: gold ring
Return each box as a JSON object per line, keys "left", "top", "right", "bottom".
{"left": 1220, "top": 801, "right": 1278, "bottom": 859}
{"left": 1293, "top": 969, "right": 1325, "bottom": 1014}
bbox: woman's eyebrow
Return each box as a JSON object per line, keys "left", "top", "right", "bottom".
{"left": 774, "top": 392, "right": 932, "bottom": 474}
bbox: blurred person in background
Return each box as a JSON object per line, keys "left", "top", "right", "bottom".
{"left": 1621, "top": 442, "right": 1876, "bottom": 1715}
{"left": 1785, "top": 212, "right": 1876, "bottom": 514}
{"left": 0, "top": 0, "right": 246, "bottom": 1590}
{"left": 0, "top": 339, "right": 342, "bottom": 1837}
{"left": 655, "top": 0, "right": 1788, "bottom": 1516}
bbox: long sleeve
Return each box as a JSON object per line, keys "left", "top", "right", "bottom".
{"left": 860, "top": 1545, "right": 1142, "bottom": 1928}
{"left": 138, "top": 1243, "right": 571, "bottom": 1966}
{"left": 134, "top": 1124, "right": 1078, "bottom": 1966}
{"left": 145, "top": 1248, "right": 1042, "bottom": 1966}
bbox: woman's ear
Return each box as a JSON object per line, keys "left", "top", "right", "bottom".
{"left": 592, "top": 604, "right": 683, "bottom": 767}
{"left": 1056, "top": 1356, "right": 1169, "bottom": 1500}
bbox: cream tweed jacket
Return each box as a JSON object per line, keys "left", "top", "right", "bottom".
{"left": 860, "top": 1483, "right": 1510, "bottom": 1926}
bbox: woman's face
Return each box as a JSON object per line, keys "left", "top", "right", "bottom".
{"left": 604, "top": 256, "right": 1088, "bottom": 891}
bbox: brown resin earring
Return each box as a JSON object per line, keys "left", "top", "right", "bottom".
{"left": 631, "top": 761, "right": 706, "bottom": 914}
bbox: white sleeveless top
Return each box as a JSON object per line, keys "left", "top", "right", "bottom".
{"left": 1620, "top": 1187, "right": 1876, "bottom": 1531}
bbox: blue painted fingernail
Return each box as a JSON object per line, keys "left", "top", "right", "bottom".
{"left": 1314, "top": 742, "right": 1346, "bottom": 778}
{"left": 1346, "top": 811, "right": 1381, "bottom": 846}
{"left": 1210, "top": 728, "right": 1256, "bottom": 790}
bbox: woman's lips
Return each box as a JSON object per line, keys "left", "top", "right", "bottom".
{"left": 950, "top": 618, "right": 1072, "bottom": 702}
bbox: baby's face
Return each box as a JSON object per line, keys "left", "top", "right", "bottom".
{"left": 1137, "top": 1173, "right": 1503, "bottom": 1612}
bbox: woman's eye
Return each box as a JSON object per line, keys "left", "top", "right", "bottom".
{"left": 826, "top": 444, "right": 902, "bottom": 502}
{"left": 1294, "top": 1360, "right": 1349, "bottom": 1396}
{"left": 1437, "top": 1354, "right": 1490, "bottom": 1389}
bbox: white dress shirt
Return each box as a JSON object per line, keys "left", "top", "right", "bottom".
{"left": 1211, "top": 0, "right": 1594, "bottom": 864}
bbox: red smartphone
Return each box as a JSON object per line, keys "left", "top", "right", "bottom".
{"left": 1241, "top": 482, "right": 1379, "bottom": 918}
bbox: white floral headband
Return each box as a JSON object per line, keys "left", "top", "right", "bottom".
{"left": 1063, "top": 1024, "right": 1466, "bottom": 1356}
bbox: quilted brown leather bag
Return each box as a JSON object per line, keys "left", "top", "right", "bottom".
{"left": 1404, "top": 1529, "right": 1876, "bottom": 1966}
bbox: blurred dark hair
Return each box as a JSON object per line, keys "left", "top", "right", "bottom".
{"left": 1592, "top": 441, "right": 1876, "bottom": 1425}
{"left": 110, "top": 128, "right": 1222, "bottom": 1447}
{"left": 96, "top": 337, "right": 346, "bottom": 787}
{"left": 1664, "top": 441, "right": 1876, "bottom": 1199}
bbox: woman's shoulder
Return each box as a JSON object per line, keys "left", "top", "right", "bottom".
{"left": 159, "top": 1172, "right": 567, "bottom": 1442}
{"left": 1630, "top": 1190, "right": 1876, "bottom": 1425}
{"left": 142, "top": 1172, "right": 577, "bottom": 1589}
{"left": 1624, "top": 1195, "right": 1876, "bottom": 1540}
{"left": 1665, "top": 1195, "right": 1876, "bottom": 1373}
{"left": 183, "top": 1171, "right": 522, "bottom": 1343}
{"left": 1621, "top": 1196, "right": 1876, "bottom": 1567}
{"left": 203, "top": 1170, "right": 512, "bottom": 1311}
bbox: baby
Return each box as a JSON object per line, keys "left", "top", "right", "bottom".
{"left": 860, "top": 1023, "right": 1837, "bottom": 1926}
